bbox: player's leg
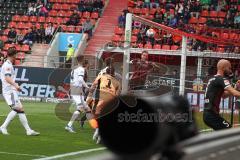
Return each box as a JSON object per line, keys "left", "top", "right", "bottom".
{"left": 65, "top": 95, "right": 82, "bottom": 133}
{"left": 13, "top": 91, "right": 40, "bottom": 136}
{"left": 203, "top": 110, "right": 232, "bottom": 130}
{"left": 0, "top": 93, "right": 18, "bottom": 135}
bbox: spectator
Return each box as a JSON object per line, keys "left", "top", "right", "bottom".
{"left": 150, "top": 0, "right": 160, "bottom": 8}
{"left": 168, "top": 14, "right": 178, "bottom": 28}
{"left": 45, "top": 23, "right": 55, "bottom": 44}
{"left": 38, "top": 4, "right": 48, "bottom": 17}
{"left": 37, "top": 24, "right": 45, "bottom": 43}
{"left": 27, "top": 3, "right": 36, "bottom": 16}
{"left": 234, "top": 12, "right": 240, "bottom": 28}
{"left": 66, "top": 10, "right": 80, "bottom": 26}
{"left": 7, "top": 28, "right": 17, "bottom": 44}
{"left": 118, "top": 12, "right": 126, "bottom": 28}
{"left": 16, "top": 30, "right": 24, "bottom": 45}
{"left": 93, "top": 0, "right": 104, "bottom": 15}
{"left": 83, "top": 18, "right": 93, "bottom": 40}
{"left": 78, "top": 0, "right": 87, "bottom": 12}
{"left": 23, "top": 29, "right": 34, "bottom": 46}
{"left": 85, "top": 0, "right": 94, "bottom": 12}
{"left": 217, "top": 0, "right": 226, "bottom": 11}
{"left": 66, "top": 44, "right": 74, "bottom": 68}
{"left": 144, "top": 0, "right": 150, "bottom": 8}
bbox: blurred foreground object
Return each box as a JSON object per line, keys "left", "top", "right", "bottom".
{"left": 97, "top": 94, "right": 198, "bottom": 160}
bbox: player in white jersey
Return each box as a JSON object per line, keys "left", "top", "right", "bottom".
{"left": 0, "top": 47, "right": 40, "bottom": 136}
{"left": 65, "top": 56, "right": 93, "bottom": 133}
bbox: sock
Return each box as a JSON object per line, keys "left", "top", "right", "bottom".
{"left": 68, "top": 111, "right": 80, "bottom": 127}
{"left": 18, "top": 113, "right": 32, "bottom": 132}
{"left": 1, "top": 110, "right": 17, "bottom": 129}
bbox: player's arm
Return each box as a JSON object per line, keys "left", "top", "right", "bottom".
{"left": 5, "top": 76, "right": 21, "bottom": 91}
{"left": 79, "top": 76, "right": 89, "bottom": 89}
{"left": 89, "top": 76, "right": 101, "bottom": 93}
{"left": 225, "top": 86, "right": 240, "bottom": 98}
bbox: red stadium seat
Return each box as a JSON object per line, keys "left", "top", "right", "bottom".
{"left": 171, "top": 45, "right": 179, "bottom": 50}
{"left": 21, "top": 15, "right": 29, "bottom": 22}
{"left": 15, "top": 44, "right": 21, "bottom": 51}
{"left": 149, "top": 8, "right": 156, "bottom": 15}
{"left": 141, "top": 8, "right": 149, "bottom": 15}
{"left": 201, "top": 10, "right": 209, "bottom": 17}
{"left": 62, "top": 3, "right": 70, "bottom": 10}
{"left": 218, "top": 11, "right": 226, "bottom": 18}
{"left": 3, "top": 29, "right": 9, "bottom": 35}
{"left": 209, "top": 11, "right": 218, "bottom": 18}
{"left": 189, "top": 17, "right": 198, "bottom": 24}
{"left": 29, "top": 16, "right": 37, "bottom": 23}
{"left": 91, "top": 12, "right": 99, "bottom": 19}
{"left": 38, "top": 16, "right": 46, "bottom": 23}
{"left": 229, "top": 33, "right": 238, "bottom": 40}
{"left": 161, "top": 45, "right": 171, "bottom": 50}
{"left": 0, "top": 36, "right": 8, "bottom": 43}
{"left": 4, "top": 44, "right": 14, "bottom": 51}
{"left": 58, "top": 10, "right": 66, "bottom": 17}
{"left": 8, "top": 22, "right": 17, "bottom": 28}
{"left": 221, "top": 33, "right": 229, "bottom": 39}
{"left": 144, "top": 43, "right": 152, "bottom": 49}
{"left": 114, "top": 27, "right": 124, "bottom": 35}
{"left": 131, "top": 36, "right": 137, "bottom": 43}
{"left": 12, "top": 15, "right": 20, "bottom": 21}
{"left": 75, "top": 26, "right": 82, "bottom": 32}
{"left": 132, "top": 29, "right": 140, "bottom": 35}
{"left": 83, "top": 12, "right": 91, "bottom": 19}
{"left": 133, "top": 8, "right": 141, "bottom": 15}
{"left": 16, "top": 52, "right": 25, "bottom": 60}
{"left": 112, "top": 35, "right": 121, "bottom": 42}
{"left": 21, "top": 44, "right": 30, "bottom": 53}
{"left": 217, "top": 47, "right": 225, "bottom": 53}
{"left": 16, "top": 22, "right": 25, "bottom": 29}
{"left": 25, "top": 22, "right": 33, "bottom": 29}
{"left": 49, "top": 10, "right": 58, "bottom": 17}
{"left": 65, "top": 11, "right": 73, "bottom": 18}
{"left": 198, "top": 17, "right": 207, "bottom": 24}
{"left": 14, "top": 59, "right": 21, "bottom": 65}
{"left": 65, "top": 26, "right": 75, "bottom": 32}
{"left": 153, "top": 44, "right": 161, "bottom": 49}
{"left": 46, "top": 17, "right": 55, "bottom": 23}
{"left": 55, "top": 17, "right": 64, "bottom": 24}
{"left": 53, "top": 3, "right": 61, "bottom": 10}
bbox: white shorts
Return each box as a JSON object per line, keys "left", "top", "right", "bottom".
{"left": 71, "top": 95, "right": 89, "bottom": 111}
{"left": 3, "top": 90, "right": 22, "bottom": 108}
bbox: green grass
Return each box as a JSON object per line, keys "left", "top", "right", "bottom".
{"left": 0, "top": 101, "right": 101, "bottom": 160}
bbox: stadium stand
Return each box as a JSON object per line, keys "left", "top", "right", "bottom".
{"left": 110, "top": 0, "right": 240, "bottom": 53}
{"left": 0, "top": 0, "right": 105, "bottom": 66}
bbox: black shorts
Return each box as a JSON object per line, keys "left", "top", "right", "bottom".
{"left": 203, "top": 110, "right": 232, "bottom": 130}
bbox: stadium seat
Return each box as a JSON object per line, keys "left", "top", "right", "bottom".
{"left": 46, "top": 17, "right": 55, "bottom": 24}
{"left": 132, "top": 28, "right": 140, "bottom": 35}
{"left": 16, "top": 52, "right": 25, "bottom": 60}
{"left": 198, "top": 17, "right": 207, "bottom": 24}
{"left": 65, "top": 26, "right": 75, "bottom": 32}
{"left": 201, "top": 10, "right": 209, "bottom": 17}
{"left": 4, "top": 43, "right": 14, "bottom": 51}
{"left": 3, "top": 29, "right": 9, "bottom": 35}
{"left": 65, "top": 11, "right": 73, "bottom": 18}
{"left": 218, "top": 11, "right": 226, "bottom": 18}
{"left": 62, "top": 3, "right": 70, "bottom": 10}
{"left": 209, "top": 11, "right": 218, "bottom": 18}
{"left": 221, "top": 33, "right": 229, "bottom": 39}
{"left": 91, "top": 12, "right": 99, "bottom": 19}
{"left": 14, "top": 59, "right": 21, "bottom": 65}
{"left": 8, "top": 22, "right": 17, "bottom": 28}
{"left": 75, "top": 26, "right": 82, "bottom": 33}
{"left": 0, "top": 36, "right": 8, "bottom": 42}
{"left": 153, "top": 44, "right": 161, "bottom": 49}
{"left": 83, "top": 12, "right": 91, "bottom": 19}
{"left": 25, "top": 22, "right": 33, "bottom": 29}
{"left": 189, "top": 17, "right": 198, "bottom": 24}
{"left": 12, "top": 15, "right": 20, "bottom": 22}
{"left": 217, "top": 47, "right": 225, "bottom": 53}
{"left": 114, "top": 27, "right": 124, "bottom": 35}
{"left": 149, "top": 8, "right": 156, "bottom": 15}
{"left": 29, "top": 16, "right": 37, "bottom": 23}
{"left": 171, "top": 45, "right": 179, "bottom": 50}
{"left": 16, "top": 22, "right": 25, "bottom": 29}
{"left": 21, "top": 44, "right": 30, "bottom": 53}
{"left": 112, "top": 35, "right": 121, "bottom": 42}
{"left": 1, "top": 50, "right": 8, "bottom": 57}
{"left": 229, "top": 33, "right": 238, "bottom": 40}
{"left": 15, "top": 44, "right": 21, "bottom": 51}
{"left": 131, "top": 36, "right": 137, "bottom": 43}
{"left": 49, "top": 10, "right": 58, "bottom": 17}
{"left": 53, "top": 3, "right": 61, "bottom": 10}
{"left": 21, "top": 15, "right": 29, "bottom": 22}
{"left": 38, "top": 16, "right": 46, "bottom": 23}
{"left": 162, "top": 45, "right": 171, "bottom": 50}
{"left": 141, "top": 8, "right": 149, "bottom": 15}
{"left": 144, "top": 43, "right": 152, "bottom": 49}
{"left": 133, "top": 8, "right": 141, "bottom": 15}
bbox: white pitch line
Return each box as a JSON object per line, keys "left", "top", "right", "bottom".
{"left": 0, "top": 151, "right": 47, "bottom": 158}
{"left": 34, "top": 147, "right": 106, "bottom": 160}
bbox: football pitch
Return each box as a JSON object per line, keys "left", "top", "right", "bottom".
{"left": 0, "top": 101, "right": 103, "bottom": 160}
{"left": 0, "top": 100, "right": 239, "bottom": 160}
